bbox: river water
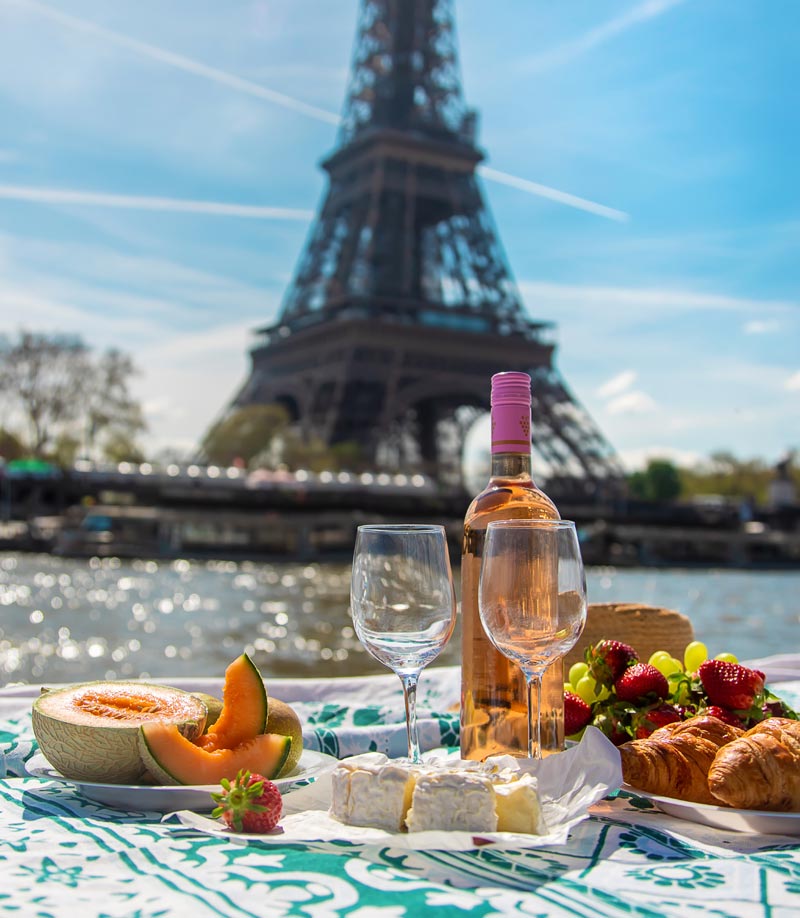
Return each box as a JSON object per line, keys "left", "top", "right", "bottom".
{"left": 1, "top": 553, "right": 797, "bottom": 687}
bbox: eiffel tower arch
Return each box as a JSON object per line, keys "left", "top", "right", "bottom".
{"left": 223, "top": 0, "right": 624, "bottom": 495}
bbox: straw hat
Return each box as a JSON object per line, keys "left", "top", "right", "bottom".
{"left": 564, "top": 601, "right": 695, "bottom": 672}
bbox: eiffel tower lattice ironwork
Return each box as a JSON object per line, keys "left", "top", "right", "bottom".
{"left": 226, "top": 0, "right": 624, "bottom": 494}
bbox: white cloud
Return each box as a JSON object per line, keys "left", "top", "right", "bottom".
{"left": 143, "top": 320, "right": 254, "bottom": 366}
{"left": 0, "top": 283, "right": 121, "bottom": 334}
{"left": 597, "top": 370, "right": 637, "bottom": 399}
{"left": 617, "top": 444, "right": 703, "bottom": 472}
{"left": 519, "top": 280, "right": 797, "bottom": 315}
{"left": 744, "top": 319, "right": 781, "bottom": 335}
{"left": 785, "top": 371, "right": 800, "bottom": 392}
{"left": 135, "top": 323, "right": 254, "bottom": 451}
{"left": 605, "top": 391, "right": 657, "bottom": 415}
{"left": 141, "top": 395, "right": 173, "bottom": 420}
{"left": 0, "top": 232, "right": 280, "bottom": 326}
{"left": 591, "top": 366, "right": 657, "bottom": 426}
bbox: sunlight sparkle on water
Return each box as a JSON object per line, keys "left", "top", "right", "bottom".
{"left": 0, "top": 554, "right": 797, "bottom": 684}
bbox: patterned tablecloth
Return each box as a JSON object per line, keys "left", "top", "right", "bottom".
{"left": 1, "top": 664, "right": 799, "bottom": 918}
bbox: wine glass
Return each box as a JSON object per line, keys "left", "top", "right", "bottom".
{"left": 350, "top": 524, "right": 457, "bottom": 763}
{"left": 479, "top": 519, "right": 587, "bottom": 759}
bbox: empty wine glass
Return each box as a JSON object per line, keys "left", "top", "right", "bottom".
{"left": 479, "top": 519, "right": 587, "bottom": 759}
{"left": 350, "top": 524, "right": 457, "bottom": 763}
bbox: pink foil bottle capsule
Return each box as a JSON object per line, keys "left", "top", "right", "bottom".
{"left": 490, "top": 371, "right": 532, "bottom": 455}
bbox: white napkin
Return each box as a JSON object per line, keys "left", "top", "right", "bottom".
{"left": 171, "top": 726, "right": 622, "bottom": 851}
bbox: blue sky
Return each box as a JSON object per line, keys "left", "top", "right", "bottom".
{"left": 0, "top": 0, "right": 797, "bottom": 471}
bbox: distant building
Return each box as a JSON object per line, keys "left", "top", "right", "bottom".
{"left": 768, "top": 455, "right": 797, "bottom": 509}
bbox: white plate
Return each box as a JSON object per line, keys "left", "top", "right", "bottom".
{"left": 621, "top": 784, "right": 800, "bottom": 836}
{"left": 27, "top": 749, "right": 339, "bottom": 813}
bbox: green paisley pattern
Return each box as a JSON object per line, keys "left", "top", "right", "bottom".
{"left": 0, "top": 676, "right": 798, "bottom": 917}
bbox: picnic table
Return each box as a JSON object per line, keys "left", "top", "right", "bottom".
{"left": 2, "top": 659, "right": 799, "bottom": 918}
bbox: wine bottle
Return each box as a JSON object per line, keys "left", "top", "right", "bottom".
{"left": 460, "top": 371, "right": 564, "bottom": 760}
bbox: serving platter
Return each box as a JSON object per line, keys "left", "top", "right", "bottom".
{"left": 621, "top": 784, "right": 800, "bottom": 836}
{"left": 27, "top": 749, "right": 338, "bottom": 813}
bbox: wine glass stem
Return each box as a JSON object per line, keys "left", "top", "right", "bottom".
{"left": 526, "top": 671, "right": 544, "bottom": 760}
{"left": 400, "top": 672, "right": 421, "bottom": 763}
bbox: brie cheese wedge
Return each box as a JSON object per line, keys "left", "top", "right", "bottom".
{"left": 405, "top": 771, "right": 497, "bottom": 833}
{"left": 329, "top": 754, "right": 545, "bottom": 836}
{"left": 330, "top": 753, "right": 415, "bottom": 832}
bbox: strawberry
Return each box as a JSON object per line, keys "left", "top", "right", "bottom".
{"left": 211, "top": 770, "right": 283, "bottom": 833}
{"left": 704, "top": 704, "right": 744, "bottom": 728}
{"left": 614, "top": 663, "right": 669, "bottom": 703}
{"left": 564, "top": 691, "right": 592, "bottom": 736}
{"left": 633, "top": 702, "right": 682, "bottom": 739}
{"left": 586, "top": 640, "right": 639, "bottom": 688}
{"left": 697, "top": 660, "right": 765, "bottom": 712}
{"left": 592, "top": 704, "right": 632, "bottom": 746}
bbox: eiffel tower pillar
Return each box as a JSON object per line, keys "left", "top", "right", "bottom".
{"left": 222, "top": 0, "right": 624, "bottom": 493}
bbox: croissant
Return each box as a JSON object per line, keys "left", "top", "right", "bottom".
{"left": 708, "top": 717, "right": 800, "bottom": 811}
{"left": 619, "top": 716, "right": 744, "bottom": 805}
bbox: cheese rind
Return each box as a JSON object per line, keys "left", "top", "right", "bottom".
{"left": 330, "top": 754, "right": 414, "bottom": 832}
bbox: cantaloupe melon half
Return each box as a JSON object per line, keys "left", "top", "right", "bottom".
{"left": 32, "top": 682, "right": 207, "bottom": 784}
{"left": 139, "top": 723, "right": 291, "bottom": 786}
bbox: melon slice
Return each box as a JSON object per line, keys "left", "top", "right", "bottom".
{"left": 32, "top": 682, "right": 208, "bottom": 784}
{"left": 198, "top": 653, "right": 267, "bottom": 752}
{"left": 139, "top": 723, "right": 291, "bottom": 786}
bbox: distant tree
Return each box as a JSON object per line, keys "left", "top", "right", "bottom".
{"left": 679, "top": 452, "right": 774, "bottom": 504}
{"left": 628, "top": 458, "right": 682, "bottom": 501}
{"left": 201, "top": 404, "right": 290, "bottom": 467}
{"left": 0, "top": 330, "right": 146, "bottom": 462}
{"left": 51, "top": 432, "right": 82, "bottom": 467}
{"left": 85, "top": 349, "right": 147, "bottom": 461}
{"left": 647, "top": 459, "right": 682, "bottom": 501}
{"left": 627, "top": 452, "right": 799, "bottom": 507}
{"left": 329, "top": 441, "right": 365, "bottom": 471}
{"left": 102, "top": 431, "right": 146, "bottom": 464}
{"left": 0, "top": 331, "right": 88, "bottom": 457}
{"left": 272, "top": 434, "right": 364, "bottom": 473}
{"left": 627, "top": 470, "right": 648, "bottom": 499}
{"left": 0, "top": 428, "right": 25, "bottom": 461}
{"left": 278, "top": 433, "right": 337, "bottom": 473}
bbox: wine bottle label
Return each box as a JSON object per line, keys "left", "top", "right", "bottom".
{"left": 490, "top": 404, "right": 531, "bottom": 455}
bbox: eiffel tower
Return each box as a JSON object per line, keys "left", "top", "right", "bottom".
{"left": 226, "top": 0, "right": 624, "bottom": 495}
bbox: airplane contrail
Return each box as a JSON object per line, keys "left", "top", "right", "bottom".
{"left": 4, "top": 0, "right": 629, "bottom": 222}
{"left": 521, "top": 0, "right": 690, "bottom": 74}
{"left": 3, "top": 0, "right": 341, "bottom": 125}
{"left": 478, "top": 167, "right": 628, "bottom": 222}
{"left": 0, "top": 185, "right": 314, "bottom": 221}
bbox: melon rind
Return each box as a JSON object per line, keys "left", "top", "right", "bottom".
{"left": 266, "top": 698, "right": 304, "bottom": 778}
{"left": 32, "top": 681, "right": 207, "bottom": 784}
{"left": 138, "top": 723, "right": 292, "bottom": 786}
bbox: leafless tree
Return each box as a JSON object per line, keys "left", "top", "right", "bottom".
{"left": 0, "top": 331, "right": 146, "bottom": 461}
